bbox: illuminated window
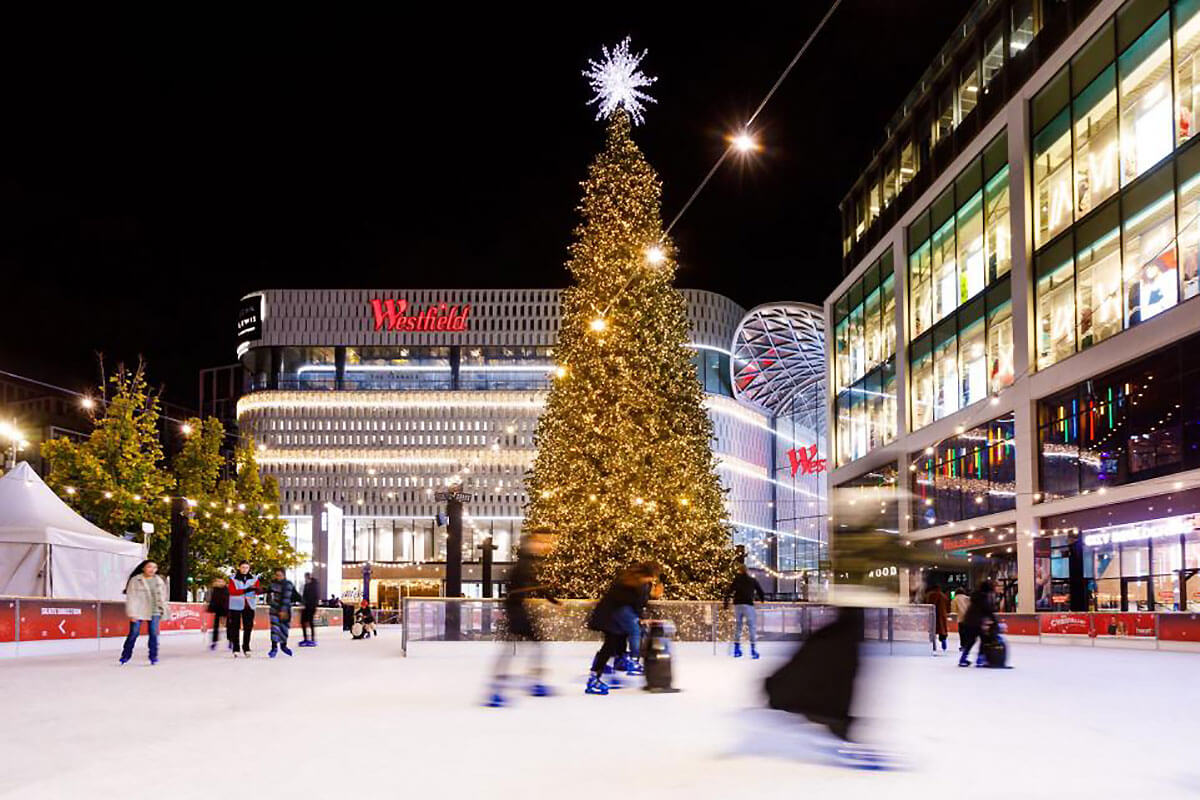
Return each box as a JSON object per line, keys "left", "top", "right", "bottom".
{"left": 1073, "top": 65, "right": 1120, "bottom": 216}
{"left": 1119, "top": 15, "right": 1172, "bottom": 185}
{"left": 958, "top": 298, "right": 987, "bottom": 410}
{"left": 958, "top": 60, "right": 979, "bottom": 121}
{"left": 932, "top": 219, "right": 957, "bottom": 323}
{"left": 899, "top": 139, "right": 918, "bottom": 190}
{"left": 987, "top": 279, "right": 1014, "bottom": 393}
{"left": 1034, "top": 109, "right": 1073, "bottom": 247}
{"left": 1178, "top": 145, "right": 1200, "bottom": 300}
{"left": 1175, "top": 1, "right": 1200, "bottom": 146}
{"left": 910, "top": 336, "right": 934, "bottom": 430}
{"left": 909, "top": 239, "right": 933, "bottom": 338}
{"left": 933, "top": 319, "right": 959, "bottom": 420}
{"left": 1011, "top": 0, "right": 1036, "bottom": 57}
{"left": 1121, "top": 167, "right": 1177, "bottom": 326}
{"left": 985, "top": 166, "right": 1012, "bottom": 282}
{"left": 882, "top": 270, "right": 896, "bottom": 360}
{"left": 1075, "top": 202, "right": 1122, "bottom": 350}
{"left": 1036, "top": 238, "right": 1076, "bottom": 370}
{"left": 883, "top": 153, "right": 898, "bottom": 209}
{"left": 956, "top": 191, "right": 985, "bottom": 303}
{"left": 982, "top": 22, "right": 1004, "bottom": 91}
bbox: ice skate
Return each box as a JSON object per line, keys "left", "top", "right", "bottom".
{"left": 585, "top": 673, "right": 609, "bottom": 695}
{"left": 529, "top": 683, "right": 553, "bottom": 697}
{"left": 625, "top": 657, "right": 644, "bottom": 676}
{"left": 733, "top": 642, "right": 743, "bottom": 658}
{"left": 750, "top": 645, "right": 760, "bottom": 660}
{"left": 613, "top": 654, "right": 629, "bottom": 672}
{"left": 149, "top": 657, "right": 158, "bottom": 665}
{"left": 118, "top": 656, "right": 130, "bottom": 665}
{"left": 830, "top": 741, "right": 904, "bottom": 771}
{"left": 269, "top": 647, "right": 278, "bottom": 658}
{"left": 484, "top": 688, "right": 506, "bottom": 707}
{"left": 281, "top": 645, "right": 293, "bottom": 656}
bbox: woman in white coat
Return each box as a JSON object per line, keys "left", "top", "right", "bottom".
{"left": 120, "top": 560, "right": 170, "bottom": 665}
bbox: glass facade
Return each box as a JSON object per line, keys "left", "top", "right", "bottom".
{"left": 911, "top": 414, "right": 1016, "bottom": 529}
{"left": 1037, "top": 328, "right": 1200, "bottom": 500}
{"left": 834, "top": 251, "right": 897, "bottom": 466}
{"left": 1034, "top": 3, "right": 1200, "bottom": 370}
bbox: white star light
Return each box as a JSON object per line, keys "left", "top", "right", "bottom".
{"left": 583, "top": 37, "right": 657, "bottom": 125}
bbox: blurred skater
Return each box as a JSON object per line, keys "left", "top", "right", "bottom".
{"left": 352, "top": 600, "right": 376, "bottom": 639}
{"left": 227, "top": 560, "right": 261, "bottom": 657}
{"left": 614, "top": 562, "right": 660, "bottom": 676}
{"left": 300, "top": 572, "right": 320, "bottom": 647}
{"left": 207, "top": 577, "right": 229, "bottom": 651}
{"left": 585, "top": 565, "right": 650, "bottom": 695}
{"left": 925, "top": 583, "right": 949, "bottom": 654}
{"left": 952, "top": 586, "right": 970, "bottom": 624}
{"left": 119, "top": 560, "right": 170, "bottom": 665}
{"left": 267, "top": 568, "right": 300, "bottom": 658}
{"left": 725, "top": 564, "right": 765, "bottom": 659}
{"left": 958, "top": 580, "right": 996, "bottom": 668}
{"left": 487, "top": 529, "right": 559, "bottom": 706}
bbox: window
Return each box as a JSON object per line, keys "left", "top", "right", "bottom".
{"left": 900, "top": 139, "right": 917, "bottom": 190}
{"left": 1075, "top": 203, "right": 1123, "bottom": 350}
{"left": 1119, "top": 15, "right": 1173, "bottom": 185}
{"left": 882, "top": 270, "right": 896, "bottom": 360}
{"left": 1176, "top": 0, "right": 1200, "bottom": 145}
{"left": 1074, "top": 65, "right": 1120, "bottom": 216}
{"left": 935, "top": 84, "right": 955, "bottom": 143}
{"left": 985, "top": 166, "right": 1012, "bottom": 282}
{"left": 911, "top": 413, "right": 1016, "bottom": 527}
{"left": 983, "top": 22, "right": 1005, "bottom": 91}
{"left": 1122, "top": 167, "right": 1177, "bottom": 326}
{"left": 1034, "top": 110, "right": 1074, "bottom": 247}
{"left": 958, "top": 298, "right": 987, "bottom": 409}
{"left": 883, "top": 154, "right": 898, "bottom": 208}
{"left": 933, "top": 319, "right": 959, "bottom": 419}
{"left": 932, "top": 219, "right": 958, "bottom": 323}
{"left": 1011, "top": 0, "right": 1036, "bottom": 57}
{"left": 959, "top": 59, "right": 980, "bottom": 121}
{"left": 1178, "top": 145, "right": 1200, "bottom": 300}
{"left": 910, "top": 238, "right": 933, "bottom": 338}
{"left": 1036, "top": 238, "right": 1076, "bottom": 369}
{"left": 835, "top": 251, "right": 897, "bottom": 464}
{"left": 957, "top": 191, "right": 986, "bottom": 303}
{"left": 911, "top": 336, "right": 934, "bottom": 431}
{"left": 987, "top": 279, "right": 1015, "bottom": 393}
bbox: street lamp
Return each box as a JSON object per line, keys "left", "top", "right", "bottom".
{"left": 0, "top": 420, "right": 25, "bottom": 471}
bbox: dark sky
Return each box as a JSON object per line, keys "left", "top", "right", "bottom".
{"left": 2, "top": 2, "right": 972, "bottom": 406}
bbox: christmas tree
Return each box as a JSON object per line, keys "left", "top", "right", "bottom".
{"left": 526, "top": 42, "right": 736, "bottom": 599}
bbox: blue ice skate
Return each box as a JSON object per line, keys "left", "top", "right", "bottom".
{"left": 585, "top": 674, "right": 609, "bottom": 695}
{"left": 625, "top": 657, "right": 644, "bottom": 676}
{"left": 750, "top": 645, "right": 760, "bottom": 660}
{"left": 529, "top": 683, "right": 553, "bottom": 697}
{"left": 733, "top": 642, "right": 743, "bottom": 658}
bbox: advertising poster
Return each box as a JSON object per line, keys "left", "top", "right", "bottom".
{"left": 1039, "top": 612, "right": 1091, "bottom": 636}
{"left": 1092, "top": 612, "right": 1156, "bottom": 638}
{"left": 18, "top": 600, "right": 99, "bottom": 640}
{"left": 0, "top": 599, "right": 16, "bottom": 643}
{"left": 1034, "top": 538, "right": 1052, "bottom": 611}
{"left": 1157, "top": 613, "right": 1200, "bottom": 642}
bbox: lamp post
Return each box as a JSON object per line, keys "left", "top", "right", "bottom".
{"left": 434, "top": 485, "right": 473, "bottom": 640}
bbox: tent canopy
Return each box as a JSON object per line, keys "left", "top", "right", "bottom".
{"left": 0, "top": 462, "right": 144, "bottom": 599}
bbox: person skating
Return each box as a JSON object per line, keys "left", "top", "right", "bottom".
{"left": 925, "top": 582, "right": 950, "bottom": 655}
{"left": 952, "top": 587, "right": 970, "bottom": 624}
{"left": 227, "top": 561, "right": 261, "bottom": 657}
{"left": 299, "top": 572, "right": 320, "bottom": 647}
{"left": 958, "top": 580, "right": 996, "bottom": 667}
{"left": 725, "top": 564, "right": 765, "bottom": 659}
{"left": 207, "top": 577, "right": 230, "bottom": 651}
{"left": 119, "top": 560, "right": 170, "bottom": 665}
{"left": 584, "top": 566, "right": 647, "bottom": 695}
{"left": 352, "top": 600, "right": 376, "bottom": 639}
{"left": 487, "top": 529, "right": 559, "bottom": 707}
{"left": 611, "top": 563, "right": 660, "bottom": 677}
{"left": 267, "top": 568, "right": 300, "bottom": 657}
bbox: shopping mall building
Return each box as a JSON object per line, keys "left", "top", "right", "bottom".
{"left": 231, "top": 288, "right": 826, "bottom": 603}
{"left": 831, "top": 0, "right": 1200, "bottom": 613}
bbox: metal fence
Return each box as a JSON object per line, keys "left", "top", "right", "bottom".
{"left": 399, "top": 598, "right": 935, "bottom": 656}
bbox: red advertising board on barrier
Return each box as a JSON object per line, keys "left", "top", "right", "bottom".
{"left": 1092, "top": 613, "right": 1157, "bottom": 638}
{"left": 1040, "top": 612, "right": 1091, "bottom": 636}
{"left": 997, "top": 614, "right": 1040, "bottom": 636}
{"left": 1158, "top": 613, "right": 1200, "bottom": 642}
{"left": 18, "top": 600, "right": 101, "bottom": 641}
{"left": 0, "top": 599, "right": 16, "bottom": 643}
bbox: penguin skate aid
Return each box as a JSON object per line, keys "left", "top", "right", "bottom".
{"left": 763, "top": 484, "right": 957, "bottom": 769}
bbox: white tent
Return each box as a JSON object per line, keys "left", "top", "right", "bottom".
{"left": 0, "top": 462, "right": 145, "bottom": 600}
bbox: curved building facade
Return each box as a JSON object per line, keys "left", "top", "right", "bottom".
{"left": 233, "top": 288, "right": 823, "bottom": 601}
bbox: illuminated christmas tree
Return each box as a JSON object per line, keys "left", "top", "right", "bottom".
{"left": 526, "top": 41, "right": 736, "bottom": 599}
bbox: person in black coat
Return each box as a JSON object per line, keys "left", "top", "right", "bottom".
{"left": 207, "top": 577, "right": 230, "bottom": 651}
{"left": 585, "top": 567, "right": 648, "bottom": 695}
{"left": 300, "top": 573, "right": 320, "bottom": 647}
{"left": 958, "top": 580, "right": 997, "bottom": 667}
{"left": 487, "top": 530, "right": 559, "bottom": 705}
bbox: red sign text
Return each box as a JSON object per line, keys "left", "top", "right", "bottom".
{"left": 370, "top": 299, "right": 472, "bottom": 332}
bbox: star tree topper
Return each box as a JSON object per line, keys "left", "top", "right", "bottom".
{"left": 583, "top": 37, "right": 657, "bottom": 125}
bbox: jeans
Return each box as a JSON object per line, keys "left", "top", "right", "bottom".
{"left": 614, "top": 606, "right": 641, "bottom": 657}
{"left": 733, "top": 604, "right": 757, "bottom": 645}
{"left": 121, "top": 616, "right": 160, "bottom": 661}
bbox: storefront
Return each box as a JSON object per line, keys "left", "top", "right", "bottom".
{"left": 912, "top": 530, "right": 1019, "bottom": 612}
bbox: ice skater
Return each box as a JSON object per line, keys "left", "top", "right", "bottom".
{"left": 119, "top": 560, "right": 171, "bottom": 665}
{"left": 227, "top": 560, "right": 261, "bottom": 657}
{"left": 207, "top": 577, "right": 229, "bottom": 651}
{"left": 300, "top": 572, "right": 320, "bottom": 647}
{"left": 267, "top": 568, "right": 300, "bottom": 657}
{"left": 585, "top": 564, "right": 653, "bottom": 695}
{"left": 725, "top": 564, "right": 765, "bottom": 659}
{"left": 487, "top": 528, "right": 559, "bottom": 706}
{"left": 614, "top": 562, "right": 660, "bottom": 676}
{"left": 925, "top": 582, "right": 949, "bottom": 654}
{"left": 352, "top": 600, "right": 376, "bottom": 639}
{"left": 958, "top": 580, "right": 997, "bottom": 667}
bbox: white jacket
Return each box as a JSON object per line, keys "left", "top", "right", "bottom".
{"left": 125, "top": 575, "right": 170, "bottom": 620}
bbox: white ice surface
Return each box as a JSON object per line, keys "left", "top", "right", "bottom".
{"left": 1, "top": 631, "right": 1197, "bottom": 799}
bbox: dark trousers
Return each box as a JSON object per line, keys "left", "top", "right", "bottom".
{"left": 590, "top": 632, "right": 627, "bottom": 675}
{"left": 301, "top": 607, "right": 316, "bottom": 641}
{"left": 959, "top": 624, "right": 981, "bottom": 661}
{"left": 211, "top": 612, "right": 227, "bottom": 645}
{"left": 227, "top": 606, "right": 255, "bottom": 652}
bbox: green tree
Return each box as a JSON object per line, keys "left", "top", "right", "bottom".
{"left": 525, "top": 112, "right": 736, "bottom": 599}
{"left": 42, "top": 362, "right": 173, "bottom": 559}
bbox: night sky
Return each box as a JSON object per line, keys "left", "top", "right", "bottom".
{"left": 2, "top": 2, "right": 972, "bottom": 406}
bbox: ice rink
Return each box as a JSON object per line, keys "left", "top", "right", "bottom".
{"left": 2, "top": 631, "right": 1197, "bottom": 799}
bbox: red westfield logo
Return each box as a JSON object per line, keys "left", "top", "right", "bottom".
{"left": 370, "top": 299, "right": 472, "bottom": 332}
{"left": 787, "top": 444, "right": 827, "bottom": 477}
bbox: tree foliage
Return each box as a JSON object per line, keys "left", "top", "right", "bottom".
{"left": 525, "top": 112, "right": 737, "bottom": 599}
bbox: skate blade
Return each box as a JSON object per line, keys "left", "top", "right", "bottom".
{"left": 831, "top": 743, "right": 905, "bottom": 771}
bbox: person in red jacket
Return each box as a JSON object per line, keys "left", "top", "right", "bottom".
{"left": 227, "top": 561, "right": 261, "bottom": 657}
{"left": 925, "top": 583, "right": 950, "bottom": 654}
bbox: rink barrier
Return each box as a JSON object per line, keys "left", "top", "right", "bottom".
{"left": 397, "top": 599, "right": 938, "bottom": 657}
{"left": 0, "top": 596, "right": 345, "bottom": 659}
{"left": 946, "top": 612, "right": 1200, "bottom": 650}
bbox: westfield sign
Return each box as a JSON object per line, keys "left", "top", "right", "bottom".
{"left": 370, "top": 299, "right": 472, "bottom": 332}
{"left": 787, "top": 444, "right": 827, "bottom": 477}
